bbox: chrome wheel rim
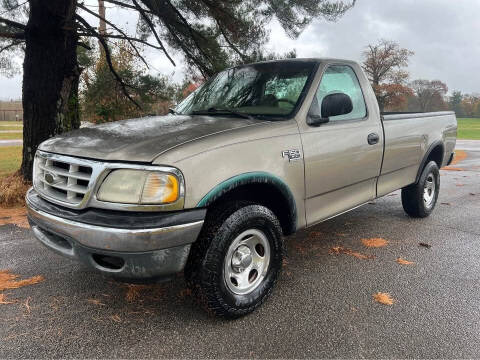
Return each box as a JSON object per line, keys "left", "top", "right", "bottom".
{"left": 423, "top": 173, "right": 436, "bottom": 209}
{"left": 223, "top": 229, "right": 271, "bottom": 295}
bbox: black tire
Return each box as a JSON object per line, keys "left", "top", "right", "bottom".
{"left": 401, "top": 161, "right": 440, "bottom": 218}
{"left": 184, "top": 201, "right": 284, "bottom": 319}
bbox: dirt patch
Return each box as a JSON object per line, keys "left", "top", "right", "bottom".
{"left": 329, "top": 246, "right": 375, "bottom": 260}
{"left": 361, "top": 237, "right": 388, "bottom": 248}
{"left": 0, "top": 172, "right": 30, "bottom": 208}
{"left": 396, "top": 258, "right": 415, "bottom": 265}
{"left": 373, "top": 292, "right": 394, "bottom": 305}
{"left": 0, "top": 207, "right": 29, "bottom": 228}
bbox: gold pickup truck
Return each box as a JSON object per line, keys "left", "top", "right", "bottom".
{"left": 26, "top": 58, "right": 457, "bottom": 318}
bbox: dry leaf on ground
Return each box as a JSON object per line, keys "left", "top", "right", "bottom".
{"left": 0, "top": 270, "right": 44, "bottom": 292}
{"left": 373, "top": 292, "right": 394, "bottom": 305}
{"left": 110, "top": 314, "right": 122, "bottom": 323}
{"left": 0, "top": 293, "right": 17, "bottom": 304}
{"left": 361, "top": 237, "right": 388, "bottom": 248}
{"left": 419, "top": 242, "right": 432, "bottom": 249}
{"left": 87, "top": 298, "right": 106, "bottom": 306}
{"left": 396, "top": 258, "right": 415, "bottom": 265}
{"left": 329, "top": 246, "right": 374, "bottom": 260}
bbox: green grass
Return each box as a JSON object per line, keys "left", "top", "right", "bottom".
{"left": 0, "top": 121, "right": 23, "bottom": 132}
{"left": 457, "top": 118, "right": 480, "bottom": 140}
{"left": 0, "top": 132, "right": 22, "bottom": 140}
{"left": 0, "top": 146, "right": 21, "bottom": 178}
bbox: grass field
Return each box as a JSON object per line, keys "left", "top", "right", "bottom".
{"left": 457, "top": 118, "right": 480, "bottom": 140}
{"left": 0, "top": 146, "right": 21, "bottom": 178}
{"left": 0, "top": 121, "right": 23, "bottom": 130}
{"left": 0, "top": 132, "right": 22, "bottom": 140}
{"left": 0, "top": 121, "right": 23, "bottom": 140}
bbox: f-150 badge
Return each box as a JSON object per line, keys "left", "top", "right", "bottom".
{"left": 282, "top": 149, "right": 302, "bottom": 161}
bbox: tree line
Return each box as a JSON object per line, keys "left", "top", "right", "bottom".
{"left": 362, "top": 39, "right": 480, "bottom": 117}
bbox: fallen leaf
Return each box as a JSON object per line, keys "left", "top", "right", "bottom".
{"left": 442, "top": 167, "right": 464, "bottom": 171}
{"left": 125, "top": 284, "right": 148, "bottom": 303}
{"left": 0, "top": 270, "right": 44, "bottom": 291}
{"left": 87, "top": 298, "right": 106, "bottom": 306}
{"left": 419, "top": 242, "right": 432, "bottom": 249}
{"left": 178, "top": 288, "right": 192, "bottom": 299}
{"left": 373, "top": 292, "right": 394, "bottom": 305}
{"left": 329, "top": 246, "right": 375, "bottom": 260}
{"left": 0, "top": 293, "right": 17, "bottom": 304}
{"left": 308, "top": 231, "right": 323, "bottom": 239}
{"left": 23, "top": 297, "right": 32, "bottom": 314}
{"left": 110, "top": 314, "right": 121, "bottom": 323}
{"left": 361, "top": 237, "right": 388, "bottom": 248}
{"left": 396, "top": 258, "right": 415, "bottom": 265}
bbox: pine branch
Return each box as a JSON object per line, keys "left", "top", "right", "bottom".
{"left": 0, "top": 39, "right": 23, "bottom": 53}
{"left": 0, "top": 31, "right": 24, "bottom": 39}
{"left": 130, "top": 0, "right": 176, "bottom": 67}
{"left": 0, "top": 16, "right": 26, "bottom": 30}
{"left": 76, "top": 15, "right": 142, "bottom": 109}
{"left": 77, "top": 3, "right": 150, "bottom": 69}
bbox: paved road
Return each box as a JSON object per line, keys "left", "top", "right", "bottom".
{"left": 0, "top": 145, "right": 479, "bottom": 358}
{"left": 0, "top": 139, "right": 22, "bottom": 147}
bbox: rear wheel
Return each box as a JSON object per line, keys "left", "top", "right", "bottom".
{"left": 401, "top": 161, "right": 440, "bottom": 218}
{"left": 185, "top": 202, "right": 284, "bottom": 318}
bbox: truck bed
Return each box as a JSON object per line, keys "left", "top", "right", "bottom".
{"left": 377, "top": 111, "right": 457, "bottom": 197}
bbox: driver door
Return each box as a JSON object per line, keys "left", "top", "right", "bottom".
{"left": 299, "top": 64, "right": 384, "bottom": 226}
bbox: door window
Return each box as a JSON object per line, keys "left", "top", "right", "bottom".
{"left": 310, "top": 65, "right": 367, "bottom": 121}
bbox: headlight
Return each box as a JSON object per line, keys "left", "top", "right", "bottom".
{"left": 97, "top": 169, "right": 180, "bottom": 204}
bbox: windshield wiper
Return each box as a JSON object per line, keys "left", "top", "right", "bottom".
{"left": 191, "top": 107, "right": 254, "bottom": 120}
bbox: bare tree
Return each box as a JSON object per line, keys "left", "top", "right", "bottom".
{"left": 362, "top": 39, "right": 414, "bottom": 112}
{"left": 410, "top": 79, "right": 448, "bottom": 112}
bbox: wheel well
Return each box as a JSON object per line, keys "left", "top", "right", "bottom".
{"left": 427, "top": 144, "right": 444, "bottom": 168}
{"left": 205, "top": 183, "right": 296, "bottom": 236}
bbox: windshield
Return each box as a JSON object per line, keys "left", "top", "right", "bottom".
{"left": 175, "top": 61, "right": 316, "bottom": 119}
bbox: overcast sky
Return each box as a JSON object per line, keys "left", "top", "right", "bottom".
{"left": 1, "top": 0, "right": 479, "bottom": 100}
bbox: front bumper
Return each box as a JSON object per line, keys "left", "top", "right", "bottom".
{"left": 26, "top": 188, "right": 205, "bottom": 280}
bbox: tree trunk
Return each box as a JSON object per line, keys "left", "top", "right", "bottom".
{"left": 21, "top": 0, "right": 80, "bottom": 181}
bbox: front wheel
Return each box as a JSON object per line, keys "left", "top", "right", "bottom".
{"left": 401, "top": 161, "right": 440, "bottom": 218}
{"left": 185, "top": 202, "right": 284, "bottom": 318}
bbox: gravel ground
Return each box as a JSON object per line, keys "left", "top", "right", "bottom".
{"left": 0, "top": 144, "right": 479, "bottom": 359}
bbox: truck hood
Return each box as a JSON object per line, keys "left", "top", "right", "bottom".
{"left": 39, "top": 115, "right": 260, "bottom": 162}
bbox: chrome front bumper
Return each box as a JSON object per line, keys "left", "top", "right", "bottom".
{"left": 26, "top": 188, "right": 205, "bottom": 280}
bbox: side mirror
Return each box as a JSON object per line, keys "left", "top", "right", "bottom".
{"left": 307, "top": 93, "right": 353, "bottom": 127}
{"left": 321, "top": 93, "right": 353, "bottom": 119}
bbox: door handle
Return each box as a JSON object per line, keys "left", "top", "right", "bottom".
{"left": 367, "top": 133, "right": 379, "bottom": 145}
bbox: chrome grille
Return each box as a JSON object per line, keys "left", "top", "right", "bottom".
{"left": 34, "top": 152, "right": 93, "bottom": 205}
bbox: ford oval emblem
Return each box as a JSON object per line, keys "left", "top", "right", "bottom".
{"left": 44, "top": 173, "right": 55, "bottom": 184}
